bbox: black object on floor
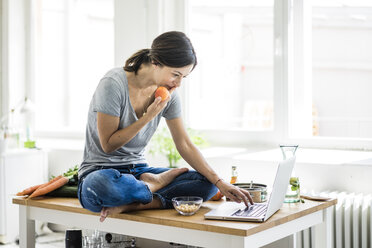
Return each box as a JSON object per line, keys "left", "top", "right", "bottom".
{"left": 65, "top": 229, "right": 82, "bottom": 248}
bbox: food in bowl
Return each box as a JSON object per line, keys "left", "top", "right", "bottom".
{"left": 175, "top": 203, "right": 199, "bottom": 213}
{"left": 172, "top": 196, "right": 203, "bottom": 216}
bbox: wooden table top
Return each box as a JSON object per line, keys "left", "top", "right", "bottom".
{"left": 13, "top": 197, "right": 336, "bottom": 236}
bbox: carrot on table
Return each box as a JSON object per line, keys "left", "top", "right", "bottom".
{"left": 36, "top": 175, "right": 63, "bottom": 190}
{"left": 16, "top": 176, "right": 62, "bottom": 196}
{"left": 16, "top": 184, "right": 43, "bottom": 196}
{"left": 29, "top": 176, "right": 69, "bottom": 199}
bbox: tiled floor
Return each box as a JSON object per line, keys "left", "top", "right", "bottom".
{"left": 0, "top": 232, "right": 65, "bottom": 248}
{"left": 0, "top": 227, "right": 198, "bottom": 248}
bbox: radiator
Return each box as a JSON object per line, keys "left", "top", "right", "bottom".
{"left": 297, "top": 191, "right": 372, "bottom": 248}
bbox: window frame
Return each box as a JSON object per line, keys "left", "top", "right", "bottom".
{"left": 287, "top": 0, "right": 372, "bottom": 150}
{"left": 29, "top": 0, "right": 116, "bottom": 139}
{"left": 15, "top": 0, "right": 372, "bottom": 150}
{"left": 184, "top": 0, "right": 372, "bottom": 150}
{"left": 183, "top": 0, "right": 288, "bottom": 147}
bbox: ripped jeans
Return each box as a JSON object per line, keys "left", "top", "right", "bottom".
{"left": 77, "top": 164, "right": 218, "bottom": 213}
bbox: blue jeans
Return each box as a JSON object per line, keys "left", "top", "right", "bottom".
{"left": 78, "top": 164, "right": 218, "bottom": 213}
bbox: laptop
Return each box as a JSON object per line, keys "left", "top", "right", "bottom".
{"left": 204, "top": 156, "right": 296, "bottom": 222}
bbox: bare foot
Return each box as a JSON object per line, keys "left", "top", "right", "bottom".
{"left": 100, "top": 198, "right": 163, "bottom": 222}
{"left": 140, "top": 167, "right": 189, "bottom": 192}
{"left": 100, "top": 206, "right": 127, "bottom": 222}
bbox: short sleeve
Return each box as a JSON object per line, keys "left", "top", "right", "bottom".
{"left": 162, "top": 90, "right": 182, "bottom": 120}
{"left": 92, "top": 77, "right": 123, "bottom": 117}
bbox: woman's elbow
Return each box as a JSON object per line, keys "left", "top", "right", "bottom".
{"left": 102, "top": 147, "right": 111, "bottom": 154}
{"left": 176, "top": 140, "right": 195, "bottom": 155}
{"left": 100, "top": 142, "right": 114, "bottom": 154}
{"left": 101, "top": 146, "right": 111, "bottom": 154}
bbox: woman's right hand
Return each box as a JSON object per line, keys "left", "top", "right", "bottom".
{"left": 216, "top": 180, "right": 254, "bottom": 207}
{"left": 145, "top": 95, "right": 171, "bottom": 119}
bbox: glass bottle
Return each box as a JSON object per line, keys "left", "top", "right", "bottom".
{"left": 280, "top": 145, "right": 300, "bottom": 203}
{"left": 230, "top": 165, "right": 238, "bottom": 184}
{"left": 5, "top": 109, "right": 20, "bottom": 149}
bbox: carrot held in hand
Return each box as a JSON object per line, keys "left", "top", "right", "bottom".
{"left": 16, "top": 184, "right": 43, "bottom": 196}
{"left": 29, "top": 176, "right": 69, "bottom": 198}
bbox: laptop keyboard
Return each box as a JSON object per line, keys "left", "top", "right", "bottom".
{"left": 232, "top": 204, "right": 267, "bottom": 217}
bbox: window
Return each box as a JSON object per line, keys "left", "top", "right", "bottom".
{"left": 187, "top": 0, "right": 274, "bottom": 131}
{"left": 19, "top": 0, "right": 372, "bottom": 149}
{"left": 33, "top": 0, "right": 114, "bottom": 135}
{"left": 187, "top": 0, "right": 372, "bottom": 149}
{"left": 310, "top": 0, "right": 372, "bottom": 138}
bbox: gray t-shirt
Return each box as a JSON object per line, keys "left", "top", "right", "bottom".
{"left": 78, "top": 67, "right": 182, "bottom": 178}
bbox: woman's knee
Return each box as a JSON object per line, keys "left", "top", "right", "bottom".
{"left": 84, "top": 169, "right": 121, "bottom": 190}
{"left": 87, "top": 168, "right": 120, "bottom": 181}
{"left": 80, "top": 169, "right": 122, "bottom": 211}
{"left": 202, "top": 181, "right": 218, "bottom": 201}
{"left": 193, "top": 172, "right": 218, "bottom": 200}
{"left": 179, "top": 171, "right": 218, "bottom": 200}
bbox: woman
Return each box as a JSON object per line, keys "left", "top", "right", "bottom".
{"left": 78, "top": 31, "right": 253, "bottom": 222}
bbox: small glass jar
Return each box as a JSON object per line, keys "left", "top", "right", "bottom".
{"left": 230, "top": 165, "right": 238, "bottom": 184}
{"left": 82, "top": 230, "right": 104, "bottom": 248}
{"left": 280, "top": 145, "right": 300, "bottom": 203}
{"left": 285, "top": 176, "right": 300, "bottom": 203}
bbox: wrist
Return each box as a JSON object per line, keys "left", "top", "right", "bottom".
{"left": 140, "top": 112, "right": 153, "bottom": 122}
{"left": 214, "top": 178, "right": 223, "bottom": 187}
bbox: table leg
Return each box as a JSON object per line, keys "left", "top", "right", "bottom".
{"left": 290, "top": 234, "right": 296, "bottom": 248}
{"left": 19, "top": 205, "right": 35, "bottom": 248}
{"left": 261, "top": 235, "right": 295, "bottom": 248}
{"left": 312, "top": 207, "right": 332, "bottom": 248}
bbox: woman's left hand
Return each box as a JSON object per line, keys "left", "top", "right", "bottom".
{"left": 216, "top": 180, "right": 254, "bottom": 206}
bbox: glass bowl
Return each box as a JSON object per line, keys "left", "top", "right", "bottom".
{"left": 172, "top": 196, "right": 203, "bottom": 216}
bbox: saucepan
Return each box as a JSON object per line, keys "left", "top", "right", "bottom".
{"left": 233, "top": 182, "right": 267, "bottom": 203}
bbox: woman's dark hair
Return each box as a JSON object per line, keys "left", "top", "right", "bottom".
{"left": 124, "top": 31, "right": 197, "bottom": 74}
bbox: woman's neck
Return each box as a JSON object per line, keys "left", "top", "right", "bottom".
{"left": 126, "top": 64, "right": 155, "bottom": 89}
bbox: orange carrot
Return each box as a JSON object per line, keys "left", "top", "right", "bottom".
{"left": 29, "top": 176, "right": 69, "bottom": 198}
{"left": 37, "top": 175, "right": 63, "bottom": 190}
{"left": 17, "top": 176, "right": 63, "bottom": 196}
{"left": 16, "top": 184, "right": 43, "bottom": 196}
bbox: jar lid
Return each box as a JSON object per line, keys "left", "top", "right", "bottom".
{"left": 233, "top": 183, "right": 267, "bottom": 191}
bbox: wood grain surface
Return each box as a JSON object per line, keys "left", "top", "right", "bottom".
{"left": 13, "top": 197, "right": 336, "bottom": 236}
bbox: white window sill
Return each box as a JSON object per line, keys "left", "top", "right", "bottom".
{"left": 200, "top": 146, "right": 372, "bottom": 195}
{"left": 201, "top": 146, "right": 372, "bottom": 167}
{"left": 35, "top": 136, "right": 372, "bottom": 167}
